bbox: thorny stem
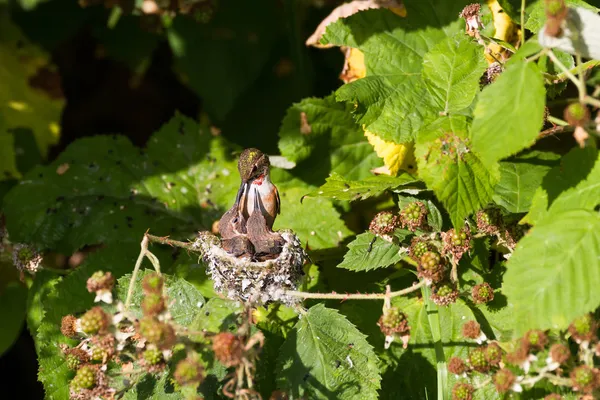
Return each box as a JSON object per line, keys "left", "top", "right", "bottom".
{"left": 284, "top": 280, "right": 426, "bottom": 300}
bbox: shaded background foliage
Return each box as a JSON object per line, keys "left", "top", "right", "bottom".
{"left": 2, "top": 0, "right": 600, "bottom": 399}
{"left": 0, "top": 0, "right": 344, "bottom": 396}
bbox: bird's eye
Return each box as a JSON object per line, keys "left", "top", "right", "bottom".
{"left": 251, "top": 165, "right": 257, "bottom": 173}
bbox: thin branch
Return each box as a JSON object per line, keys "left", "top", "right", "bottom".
{"left": 284, "top": 280, "right": 426, "bottom": 300}
{"left": 546, "top": 60, "right": 600, "bottom": 82}
{"left": 538, "top": 125, "right": 574, "bottom": 138}
{"left": 145, "top": 233, "right": 199, "bottom": 252}
{"left": 125, "top": 235, "right": 150, "bottom": 310}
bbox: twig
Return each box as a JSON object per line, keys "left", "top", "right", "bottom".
{"left": 125, "top": 235, "right": 150, "bottom": 309}
{"left": 538, "top": 125, "right": 573, "bottom": 138}
{"left": 145, "top": 233, "right": 199, "bottom": 252}
{"left": 284, "top": 280, "right": 425, "bottom": 300}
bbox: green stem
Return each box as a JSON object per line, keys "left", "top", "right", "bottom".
{"left": 423, "top": 285, "right": 447, "bottom": 400}
{"left": 285, "top": 280, "right": 425, "bottom": 300}
{"left": 547, "top": 60, "right": 600, "bottom": 82}
{"left": 520, "top": 0, "right": 526, "bottom": 46}
{"left": 547, "top": 116, "right": 568, "bottom": 126}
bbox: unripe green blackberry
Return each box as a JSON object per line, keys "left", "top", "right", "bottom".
{"left": 468, "top": 347, "right": 489, "bottom": 372}
{"left": 71, "top": 365, "right": 96, "bottom": 391}
{"left": 377, "top": 307, "right": 410, "bottom": 337}
{"left": 451, "top": 382, "right": 474, "bottom": 400}
{"left": 493, "top": 368, "right": 515, "bottom": 393}
{"left": 212, "top": 332, "right": 244, "bottom": 367}
{"left": 86, "top": 271, "right": 115, "bottom": 294}
{"left": 143, "top": 347, "right": 163, "bottom": 365}
{"left": 430, "top": 282, "right": 459, "bottom": 306}
{"left": 141, "top": 293, "right": 165, "bottom": 316}
{"left": 476, "top": 209, "right": 501, "bottom": 235}
{"left": 568, "top": 313, "right": 597, "bottom": 343}
{"left": 399, "top": 202, "right": 427, "bottom": 231}
{"left": 550, "top": 343, "right": 570, "bottom": 364}
{"left": 137, "top": 317, "right": 176, "bottom": 349}
{"left": 442, "top": 227, "right": 471, "bottom": 260}
{"left": 418, "top": 251, "right": 445, "bottom": 283}
{"left": 12, "top": 243, "right": 43, "bottom": 273}
{"left": 369, "top": 211, "right": 400, "bottom": 237}
{"left": 472, "top": 283, "right": 494, "bottom": 304}
{"left": 80, "top": 307, "right": 109, "bottom": 335}
{"left": 90, "top": 346, "right": 107, "bottom": 363}
{"left": 484, "top": 343, "right": 502, "bottom": 366}
{"left": 570, "top": 365, "right": 600, "bottom": 393}
{"left": 142, "top": 273, "right": 164, "bottom": 294}
{"left": 564, "top": 102, "right": 590, "bottom": 127}
{"left": 410, "top": 239, "right": 429, "bottom": 261}
{"left": 524, "top": 329, "right": 548, "bottom": 351}
{"left": 174, "top": 356, "right": 204, "bottom": 387}
{"left": 66, "top": 354, "right": 81, "bottom": 370}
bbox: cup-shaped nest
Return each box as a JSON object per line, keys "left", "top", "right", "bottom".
{"left": 194, "top": 230, "right": 307, "bottom": 306}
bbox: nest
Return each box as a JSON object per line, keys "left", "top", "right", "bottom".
{"left": 194, "top": 230, "right": 307, "bottom": 306}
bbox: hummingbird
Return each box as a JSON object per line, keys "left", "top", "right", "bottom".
{"left": 247, "top": 186, "right": 285, "bottom": 258}
{"left": 237, "top": 148, "right": 280, "bottom": 230}
{"left": 217, "top": 148, "right": 281, "bottom": 257}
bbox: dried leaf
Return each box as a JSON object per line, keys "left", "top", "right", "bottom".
{"left": 306, "top": 0, "right": 406, "bottom": 48}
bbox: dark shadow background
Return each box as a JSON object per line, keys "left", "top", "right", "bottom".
{"left": 0, "top": 0, "right": 346, "bottom": 397}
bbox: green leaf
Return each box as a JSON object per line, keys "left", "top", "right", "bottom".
{"left": 274, "top": 187, "right": 352, "bottom": 250}
{"left": 471, "top": 60, "right": 546, "bottom": 166}
{"left": 0, "top": 129, "right": 19, "bottom": 181}
{"left": 3, "top": 114, "right": 235, "bottom": 253}
{"left": 0, "top": 282, "right": 27, "bottom": 356}
{"left": 167, "top": 1, "right": 278, "bottom": 120}
{"left": 504, "top": 209, "right": 600, "bottom": 334}
{"left": 525, "top": 146, "right": 600, "bottom": 225}
{"left": 525, "top": 0, "right": 599, "bottom": 33}
{"left": 415, "top": 116, "right": 498, "bottom": 228}
{"left": 323, "top": 2, "right": 471, "bottom": 143}
{"left": 92, "top": 16, "right": 161, "bottom": 70}
{"left": 0, "top": 11, "right": 63, "bottom": 164}
{"left": 122, "top": 372, "right": 181, "bottom": 400}
{"left": 422, "top": 35, "right": 488, "bottom": 114}
{"left": 116, "top": 269, "right": 205, "bottom": 327}
{"left": 337, "top": 232, "right": 404, "bottom": 272}
{"left": 278, "top": 95, "right": 382, "bottom": 184}
{"left": 277, "top": 303, "right": 381, "bottom": 399}
{"left": 492, "top": 150, "right": 561, "bottom": 213}
{"left": 387, "top": 296, "right": 498, "bottom": 398}
{"left": 306, "top": 172, "right": 418, "bottom": 202}
{"left": 190, "top": 297, "right": 242, "bottom": 335}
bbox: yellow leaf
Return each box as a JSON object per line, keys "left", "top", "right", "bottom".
{"left": 340, "top": 47, "right": 367, "bottom": 83}
{"left": 364, "top": 130, "right": 417, "bottom": 176}
{"left": 486, "top": 0, "right": 521, "bottom": 63}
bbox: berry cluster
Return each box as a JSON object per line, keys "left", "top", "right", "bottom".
{"left": 369, "top": 211, "right": 401, "bottom": 240}
{"left": 377, "top": 306, "right": 411, "bottom": 349}
{"left": 475, "top": 207, "right": 530, "bottom": 254}
{"left": 441, "top": 226, "right": 471, "bottom": 261}
{"left": 399, "top": 201, "right": 428, "bottom": 231}
{"left": 450, "top": 313, "right": 600, "bottom": 399}
{"left": 58, "top": 269, "right": 271, "bottom": 399}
